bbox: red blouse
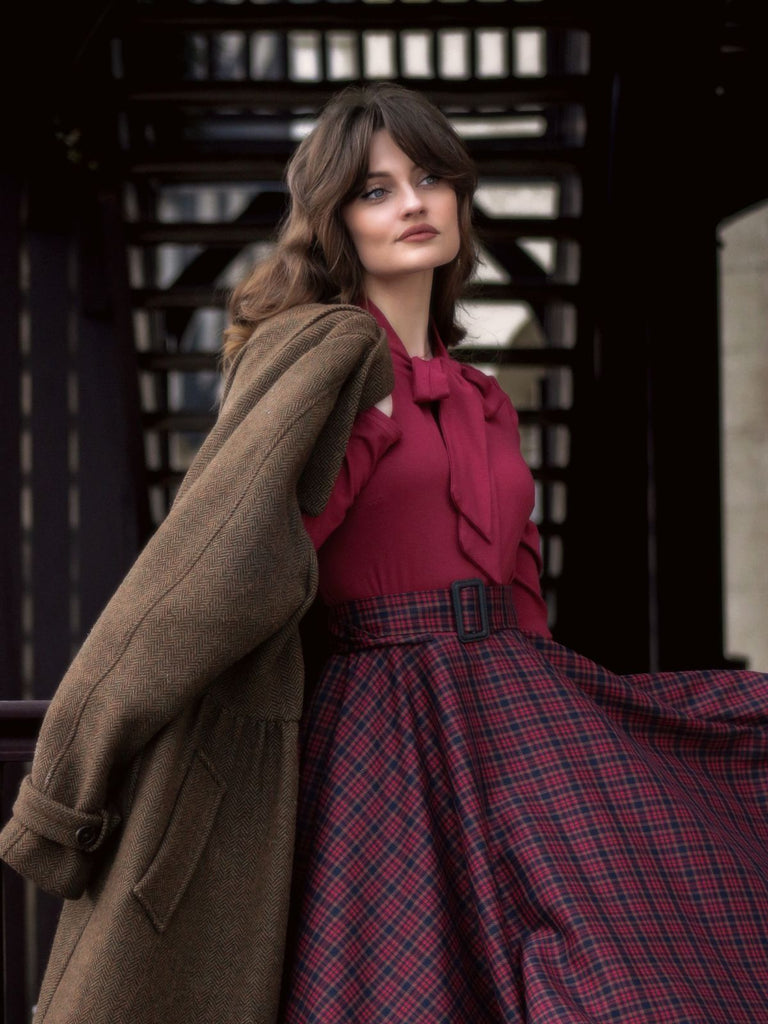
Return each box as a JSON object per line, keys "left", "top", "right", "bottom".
{"left": 302, "top": 304, "right": 551, "bottom": 636}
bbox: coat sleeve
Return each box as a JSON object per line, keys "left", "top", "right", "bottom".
{"left": 0, "top": 308, "right": 393, "bottom": 899}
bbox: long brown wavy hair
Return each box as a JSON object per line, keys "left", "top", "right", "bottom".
{"left": 221, "top": 81, "right": 479, "bottom": 368}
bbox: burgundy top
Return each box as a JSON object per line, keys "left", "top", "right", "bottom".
{"left": 302, "top": 303, "right": 551, "bottom": 636}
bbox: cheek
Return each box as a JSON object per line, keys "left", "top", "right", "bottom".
{"left": 342, "top": 211, "right": 360, "bottom": 254}
{"left": 444, "top": 195, "right": 461, "bottom": 257}
{"left": 343, "top": 210, "right": 385, "bottom": 261}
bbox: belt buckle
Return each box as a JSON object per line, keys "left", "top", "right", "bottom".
{"left": 451, "top": 579, "right": 490, "bottom": 643}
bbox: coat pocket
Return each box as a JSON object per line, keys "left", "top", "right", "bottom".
{"left": 132, "top": 749, "right": 226, "bottom": 934}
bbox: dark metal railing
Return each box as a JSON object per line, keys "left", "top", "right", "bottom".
{"left": 0, "top": 701, "right": 48, "bottom": 763}
{"left": 1, "top": 700, "right": 49, "bottom": 1024}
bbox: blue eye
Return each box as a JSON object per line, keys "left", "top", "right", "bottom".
{"left": 421, "top": 174, "right": 440, "bottom": 186}
{"left": 361, "top": 186, "right": 387, "bottom": 201}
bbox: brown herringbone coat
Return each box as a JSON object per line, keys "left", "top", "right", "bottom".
{"left": 0, "top": 303, "right": 393, "bottom": 1023}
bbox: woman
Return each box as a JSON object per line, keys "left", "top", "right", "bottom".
{"left": 2, "top": 82, "right": 768, "bottom": 1023}
{"left": 229, "top": 83, "right": 768, "bottom": 1021}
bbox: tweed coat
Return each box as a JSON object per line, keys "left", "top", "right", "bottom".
{"left": 0, "top": 303, "right": 393, "bottom": 1023}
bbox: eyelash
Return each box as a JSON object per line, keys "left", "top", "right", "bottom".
{"left": 360, "top": 174, "right": 440, "bottom": 201}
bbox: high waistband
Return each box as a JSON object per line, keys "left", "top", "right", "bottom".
{"left": 327, "top": 579, "right": 518, "bottom": 651}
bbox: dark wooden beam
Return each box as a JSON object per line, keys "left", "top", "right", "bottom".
{"left": 126, "top": 215, "right": 583, "bottom": 246}
{"left": 127, "top": 1, "right": 594, "bottom": 33}
{"left": 125, "top": 76, "right": 590, "bottom": 108}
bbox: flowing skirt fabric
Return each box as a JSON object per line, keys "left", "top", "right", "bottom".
{"left": 281, "top": 585, "right": 768, "bottom": 1023}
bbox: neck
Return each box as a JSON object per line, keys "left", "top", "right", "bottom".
{"left": 363, "top": 271, "right": 433, "bottom": 359}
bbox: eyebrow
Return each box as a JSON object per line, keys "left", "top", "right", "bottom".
{"left": 365, "top": 163, "right": 423, "bottom": 180}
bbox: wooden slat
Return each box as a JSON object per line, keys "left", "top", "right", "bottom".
{"left": 0, "top": 174, "right": 23, "bottom": 702}
{"left": 528, "top": 465, "right": 570, "bottom": 482}
{"left": 517, "top": 409, "right": 571, "bottom": 426}
{"left": 125, "top": 76, "right": 589, "bottom": 108}
{"left": 142, "top": 412, "right": 217, "bottom": 432}
{"left": 126, "top": 152, "right": 583, "bottom": 182}
{"left": 137, "top": 346, "right": 576, "bottom": 372}
{"left": 28, "top": 225, "right": 74, "bottom": 697}
{"left": 131, "top": 280, "right": 579, "bottom": 310}
{"left": 0, "top": 701, "right": 49, "bottom": 761}
{"left": 123, "top": 108, "right": 578, "bottom": 136}
{"left": 142, "top": 401, "right": 573, "bottom": 435}
{"left": 126, "top": 1, "right": 593, "bottom": 33}
{"left": 137, "top": 351, "right": 221, "bottom": 372}
{"left": 146, "top": 457, "right": 572, "bottom": 492}
{"left": 452, "top": 346, "right": 577, "bottom": 366}
{"left": 127, "top": 216, "right": 583, "bottom": 245}
{"left": 476, "top": 217, "right": 583, "bottom": 242}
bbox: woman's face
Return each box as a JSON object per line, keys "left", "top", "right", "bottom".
{"left": 342, "top": 129, "right": 460, "bottom": 287}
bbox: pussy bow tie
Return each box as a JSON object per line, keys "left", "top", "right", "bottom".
{"left": 409, "top": 352, "right": 494, "bottom": 544}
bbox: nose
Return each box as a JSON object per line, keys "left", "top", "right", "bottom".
{"left": 401, "top": 184, "right": 425, "bottom": 217}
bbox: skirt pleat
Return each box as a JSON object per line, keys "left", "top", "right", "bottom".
{"left": 281, "top": 586, "right": 768, "bottom": 1023}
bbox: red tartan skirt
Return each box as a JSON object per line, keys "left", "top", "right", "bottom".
{"left": 280, "top": 583, "right": 768, "bottom": 1022}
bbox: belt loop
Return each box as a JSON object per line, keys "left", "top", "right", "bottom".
{"left": 450, "top": 579, "right": 490, "bottom": 643}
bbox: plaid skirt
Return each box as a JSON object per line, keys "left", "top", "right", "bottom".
{"left": 281, "top": 582, "right": 768, "bottom": 1023}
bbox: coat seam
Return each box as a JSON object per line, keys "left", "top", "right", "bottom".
{"left": 41, "top": 375, "right": 348, "bottom": 795}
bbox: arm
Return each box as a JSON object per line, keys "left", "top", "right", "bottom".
{"left": 0, "top": 399, "right": 322, "bottom": 897}
{"left": 511, "top": 518, "right": 552, "bottom": 636}
{"left": 303, "top": 405, "right": 401, "bottom": 549}
{"left": 0, "top": 307, "right": 394, "bottom": 898}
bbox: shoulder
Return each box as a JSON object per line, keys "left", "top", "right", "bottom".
{"left": 256, "top": 302, "right": 380, "bottom": 347}
{"left": 258, "top": 303, "right": 389, "bottom": 381}
{"left": 228, "top": 303, "right": 381, "bottom": 377}
{"left": 221, "top": 302, "right": 389, "bottom": 407}
{"left": 453, "top": 359, "right": 514, "bottom": 420}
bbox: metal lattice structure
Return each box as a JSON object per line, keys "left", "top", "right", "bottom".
{"left": 115, "top": 1, "right": 596, "bottom": 634}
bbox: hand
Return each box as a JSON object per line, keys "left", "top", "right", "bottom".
{"left": 374, "top": 394, "right": 393, "bottom": 417}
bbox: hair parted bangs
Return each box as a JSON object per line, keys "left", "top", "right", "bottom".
{"left": 223, "top": 82, "right": 479, "bottom": 367}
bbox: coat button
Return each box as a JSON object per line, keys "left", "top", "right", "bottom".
{"left": 75, "top": 825, "right": 98, "bottom": 848}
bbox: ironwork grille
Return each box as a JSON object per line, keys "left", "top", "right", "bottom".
{"left": 117, "top": 0, "right": 594, "bottom": 631}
